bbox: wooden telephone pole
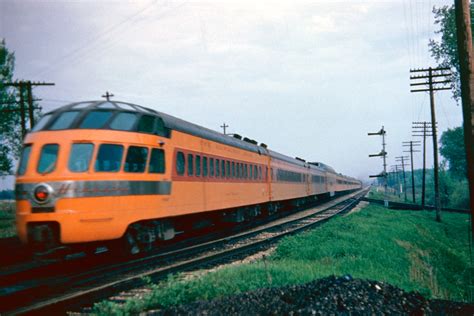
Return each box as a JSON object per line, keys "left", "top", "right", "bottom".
{"left": 410, "top": 67, "right": 451, "bottom": 222}
{"left": 395, "top": 156, "right": 409, "bottom": 202}
{"left": 3, "top": 81, "right": 55, "bottom": 137}
{"left": 403, "top": 141, "right": 421, "bottom": 204}
{"left": 455, "top": 0, "right": 474, "bottom": 240}
{"left": 412, "top": 122, "right": 435, "bottom": 209}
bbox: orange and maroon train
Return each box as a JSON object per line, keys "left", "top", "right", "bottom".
{"left": 15, "top": 100, "right": 361, "bottom": 254}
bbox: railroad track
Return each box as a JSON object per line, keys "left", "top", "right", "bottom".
{"left": 1, "top": 188, "right": 368, "bottom": 315}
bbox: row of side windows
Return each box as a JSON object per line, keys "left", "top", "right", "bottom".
{"left": 17, "top": 143, "right": 165, "bottom": 175}
{"left": 276, "top": 169, "right": 304, "bottom": 183}
{"left": 311, "top": 175, "right": 326, "bottom": 184}
{"left": 175, "top": 151, "right": 264, "bottom": 180}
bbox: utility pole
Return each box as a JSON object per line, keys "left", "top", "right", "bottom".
{"left": 220, "top": 122, "right": 229, "bottom": 135}
{"left": 455, "top": 0, "right": 474, "bottom": 245}
{"left": 395, "top": 156, "right": 409, "bottom": 202}
{"left": 3, "top": 81, "right": 54, "bottom": 137}
{"left": 101, "top": 91, "right": 114, "bottom": 101}
{"left": 390, "top": 165, "right": 401, "bottom": 196}
{"left": 413, "top": 122, "right": 435, "bottom": 209}
{"left": 403, "top": 140, "right": 421, "bottom": 204}
{"left": 368, "top": 126, "right": 388, "bottom": 207}
{"left": 410, "top": 67, "right": 451, "bottom": 222}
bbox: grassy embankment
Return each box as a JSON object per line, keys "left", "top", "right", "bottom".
{"left": 94, "top": 204, "right": 472, "bottom": 314}
{"left": 0, "top": 200, "right": 15, "bottom": 238}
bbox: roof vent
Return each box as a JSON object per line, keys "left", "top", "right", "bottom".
{"left": 260, "top": 143, "right": 268, "bottom": 148}
{"left": 232, "top": 134, "right": 242, "bottom": 140}
{"left": 295, "top": 157, "right": 306, "bottom": 162}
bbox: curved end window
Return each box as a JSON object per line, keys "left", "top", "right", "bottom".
{"left": 176, "top": 152, "right": 185, "bottom": 175}
{"left": 49, "top": 111, "right": 80, "bottom": 130}
{"left": 124, "top": 146, "right": 148, "bottom": 173}
{"left": 37, "top": 144, "right": 59, "bottom": 174}
{"left": 68, "top": 143, "right": 94, "bottom": 172}
{"left": 17, "top": 145, "right": 32, "bottom": 175}
{"left": 110, "top": 112, "right": 138, "bottom": 131}
{"left": 149, "top": 149, "right": 165, "bottom": 174}
{"left": 95, "top": 144, "right": 123, "bottom": 172}
{"left": 32, "top": 114, "right": 52, "bottom": 132}
{"left": 137, "top": 115, "right": 155, "bottom": 133}
{"left": 80, "top": 111, "right": 113, "bottom": 129}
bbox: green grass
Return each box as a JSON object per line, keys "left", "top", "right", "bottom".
{"left": 93, "top": 204, "right": 472, "bottom": 315}
{"left": 0, "top": 200, "right": 16, "bottom": 238}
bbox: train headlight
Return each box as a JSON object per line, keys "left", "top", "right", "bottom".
{"left": 33, "top": 183, "right": 53, "bottom": 204}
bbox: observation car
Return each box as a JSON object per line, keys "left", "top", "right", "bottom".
{"left": 15, "top": 100, "right": 361, "bottom": 254}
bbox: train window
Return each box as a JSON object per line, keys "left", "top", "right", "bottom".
{"left": 259, "top": 166, "right": 262, "bottom": 180}
{"left": 222, "top": 160, "right": 226, "bottom": 178}
{"left": 209, "top": 158, "right": 214, "bottom": 177}
{"left": 110, "top": 112, "right": 138, "bottom": 131}
{"left": 80, "top": 111, "right": 113, "bottom": 129}
{"left": 116, "top": 103, "right": 137, "bottom": 111}
{"left": 49, "top": 111, "right": 80, "bottom": 130}
{"left": 32, "top": 114, "right": 52, "bottom": 131}
{"left": 155, "top": 117, "right": 168, "bottom": 137}
{"left": 249, "top": 164, "right": 253, "bottom": 179}
{"left": 203, "top": 157, "right": 208, "bottom": 177}
{"left": 125, "top": 146, "right": 148, "bottom": 173}
{"left": 244, "top": 164, "right": 248, "bottom": 179}
{"left": 137, "top": 115, "right": 155, "bottom": 133}
{"left": 17, "top": 145, "right": 32, "bottom": 175}
{"left": 97, "top": 102, "right": 116, "bottom": 109}
{"left": 226, "top": 161, "right": 230, "bottom": 178}
{"left": 239, "top": 163, "right": 243, "bottom": 178}
{"left": 196, "top": 155, "right": 201, "bottom": 176}
{"left": 215, "top": 159, "right": 220, "bottom": 177}
{"left": 254, "top": 165, "right": 258, "bottom": 179}
{"left": 95, "top": 144, "right": 123, "bottom": 172}
{"left": 176, "top": 152, "right": 185, "bottom": 175}
{"left": 149, "top": 148, "right": 165, "bottom": 173}
{"left": 37, "top": 144, "right": 59, "bottom": 174}
{"left": 187, "top": 154, "right": 194, "bottom": 176}
{"left": 68, "top": 143, "right": 94, "bottom": 172}
{"left": 231, "top": 162, "right": 235, "bottom": 178}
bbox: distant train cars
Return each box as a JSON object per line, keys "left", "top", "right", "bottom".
{"left": 15, "top": 100, "right": 361, "bottom": 254}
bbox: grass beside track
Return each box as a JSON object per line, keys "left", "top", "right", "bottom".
{"left": 94, "top": 204, "right": 472, "bottom": 314}
{"left": 0, "top": 201, "right": 16, "bottom": 238}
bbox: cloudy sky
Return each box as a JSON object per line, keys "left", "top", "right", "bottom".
{"left": 0, "top": 0, "right": 462, "bottom": 189}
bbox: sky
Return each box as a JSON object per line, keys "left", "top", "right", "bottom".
{"left": 0, "top": 0, "right": 463, "bottom": 190}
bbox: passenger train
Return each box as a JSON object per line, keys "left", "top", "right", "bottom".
{"left": 15, "top": 100, "right": 361, "bottom": 254}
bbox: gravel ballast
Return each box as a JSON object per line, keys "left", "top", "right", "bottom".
{"left": 145, "top": 275, "right": 474, "bottom": 315}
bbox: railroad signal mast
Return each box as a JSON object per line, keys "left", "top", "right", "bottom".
{"left": 368, "top": 126, "right": 388, "bottom": 207}
{"left": 403, "top": 141, "right": 421, "bottom": 204}
{"left": 410, "top": 67, "right": 451, "bottom": 222}
{"left": 395, "top": 156, "right": 409, "bottom": 202}
{"left": 412, "top": 122, "right": 436, "bottom": 209}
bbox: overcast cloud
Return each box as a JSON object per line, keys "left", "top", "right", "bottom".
{"left": 0, "top": 0, "right": 462, "bottom": 189}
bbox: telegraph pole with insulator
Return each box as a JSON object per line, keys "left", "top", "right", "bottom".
{"left": 403, "top": 140, "right": 421, "bottom": 204}
{"left": 395, "top": 156, "right": 409, "bottom": 202}
{"left": 368, "top": 126, "right": 388, "bottom": 207}
{"left": 3, "top": 81, "right": 54, "bottom": 137}
{"left": 412, "top": 121, "right": 435, "bottom": 208}
{"left": 410, "top": 67, "right": 451, "bottom": 221}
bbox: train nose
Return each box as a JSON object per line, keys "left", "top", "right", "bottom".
{"left": 33, "top": 183, "right": 54, "bottom": 204}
